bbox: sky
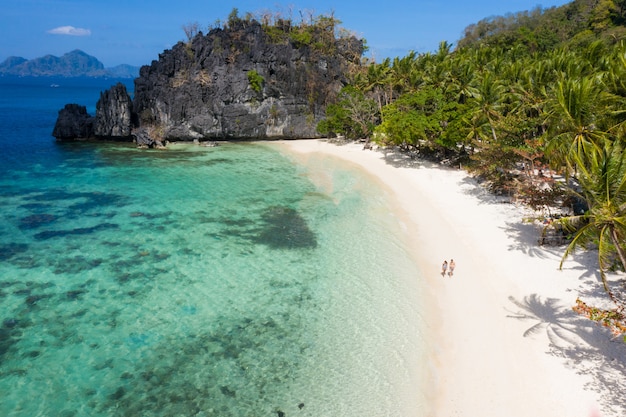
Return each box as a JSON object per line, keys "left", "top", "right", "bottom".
{"left": 1, "top": 0, "right": 573, "bottom": 67}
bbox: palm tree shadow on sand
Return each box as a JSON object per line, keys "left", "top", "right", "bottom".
{"left": 507, "top": 294, "right": 626, "bottom": 416}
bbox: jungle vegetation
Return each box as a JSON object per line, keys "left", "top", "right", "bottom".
{"left": 317, "top": 0, "right": 626, "bottom": 337}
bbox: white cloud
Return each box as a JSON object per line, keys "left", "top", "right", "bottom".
{"left": 47, "top": 26, "right": 91, "bottom": 36}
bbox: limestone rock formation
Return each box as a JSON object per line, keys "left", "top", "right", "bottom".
{"left": 52, "top": 104, "right": 94, "bottom": 140}
{"left": 52, "top": 84, "right": 135, "bottom": 142}
{"left": 53, "top": 15, "right": 364, "bottom": 145}
{"left": 133, "top": 19, "right": 363, "bottom": 141}
{"left": 94, "top": 82, "right": 133, "bottom": 138}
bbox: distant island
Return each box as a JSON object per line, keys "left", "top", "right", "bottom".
{"left": 0, "top": 49, "right": 140, "bottom": 78}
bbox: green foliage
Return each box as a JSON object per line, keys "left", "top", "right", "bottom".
{"left": 312, "top": 0, "right": 626, "bottom": 338}
{"left": 558, "top": 141, "right": 626, "bottom": 293}
{"left": 227, "top": 8, "right": 240, "bottom": 28}
{"left": 458, "top": 0, "right": 626, "bottom": 51}
{"left": 376, "top": 87, "right": 446, "bottom": 148}
{"left": 264, "top": 25, "right": 289, "bottom": 44}
{"left": 289, "top": 29, "right": 313, "bottom": 47}
{"left": 247, "top": 70, "right": 264, "bottom": 94}
{"left": 318, "top": 86, "right": 378, "bottom": 139}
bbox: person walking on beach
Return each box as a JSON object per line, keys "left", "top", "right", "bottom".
{"left": 448, "top": 259, "right": 456, "bottom": 276}
{"left": 441, "top": 260, "right": 448, "bottom": 276}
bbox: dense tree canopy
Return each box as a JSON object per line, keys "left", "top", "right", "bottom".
{"left": 318, "top": 0, "right": 626, "bottom": 337}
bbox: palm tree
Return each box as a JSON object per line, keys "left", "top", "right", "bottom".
{"left": 363, "top": 58, "right": 392, "bottom": 113}
{"left": 389, "top": 51, "right": 418, "bottom": 97}
{"left": 510, "top": 58, "right": 551, "bottom": 118}
{"left": 544, "top": 76, "right": 607, "bottom": 178}
{"left": 559, "top": 141, "right": 626, "bottom": 297}
{"left": 446, "top": 54, "right": 475, "bottom": 104}
{"left": 601, "top": 41, "right": 626, "bottom": 139}
{"left": 468, "top": 71, "right": 506, "bottom": 143}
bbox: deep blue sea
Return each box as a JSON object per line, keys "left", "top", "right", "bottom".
{"left": 0, "top": 77, "right": 428, "bottom": 416}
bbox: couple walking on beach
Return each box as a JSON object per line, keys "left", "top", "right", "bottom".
{"left": 441, "top": 259, "right": 455, "bottom": 277}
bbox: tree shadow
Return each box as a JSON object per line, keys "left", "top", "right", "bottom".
{"left": 507, "top": 294, "right": 626, "bottom": 416}
{"left": 500, "top": 218, "right": 557, "bottom": 259}
{"left": 377, "top": 146, "right": 437, "bottom": 170}
{"left": 325, "top": 140, "right": 441, "bottom": 170}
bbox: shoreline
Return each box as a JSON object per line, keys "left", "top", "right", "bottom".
{"left": 270, "top": 139, "right": 626, "bottom": 417}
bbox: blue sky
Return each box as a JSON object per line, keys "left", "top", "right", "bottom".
{"left": 1, "top": 0, "right": 572, "bottom": 67}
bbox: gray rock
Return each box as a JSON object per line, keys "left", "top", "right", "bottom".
{"left": 53, "top": 17, "right": 364, "bottom": 144}
{"left": 52, "top": 104, "right": 94, "bottom": 140}
{"left": 132, "top": 20, "right": 363, "bottom": 140}
{"left": 95, "top": 82, "right": 133, "bottom": 139}
{"left": 133, "top": 127, "right": 164, "bottom": 148}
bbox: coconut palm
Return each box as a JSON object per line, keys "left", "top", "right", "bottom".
{"left": 389, "top": 51, "right": 418, "bottom": 97}
{"left": 559, "top": 141, "right": 626, "bottom": 297}
{"left": 544, "top": 75, "right": 608, "bottom": 178}
{"left": 363, "top": 58, "right": 392, "bottom": 113}
{"left": 468, "top": 71, "right": 506, "bottom": 143}
{"left": 601, "top": 41, "right": 626, "bottom": 139}
{"left": 446, "top": 54, "right": 475, "bottom": 104}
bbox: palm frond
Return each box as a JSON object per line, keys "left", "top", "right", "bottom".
{"left": 558, "top": 221, "right": 594, "bottom": 270}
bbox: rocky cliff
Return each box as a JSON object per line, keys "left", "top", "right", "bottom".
{"left": 52, "top": 16, "right": 364, "bottom": 145}
{"left": 94, "top": 83, "right": 134, "bottom": 138}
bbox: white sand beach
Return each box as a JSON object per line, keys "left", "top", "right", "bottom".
{"left": 273, "top": 139, "right": 626, "bottom": 417}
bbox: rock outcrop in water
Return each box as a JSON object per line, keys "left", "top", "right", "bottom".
{"left": 53, "top": 83, "right": 134, "bottom": 141}
{"left": 53, "top": 14, "right": 364, "bottom": 146}
{"left": 94, "top": 83, "right": 134, "bottom": 139}
{"left": 52, "top": 104, "right": 94, "bottom": 140}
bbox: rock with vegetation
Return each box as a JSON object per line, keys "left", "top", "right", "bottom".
{"left": 133, "top": 12, "right": 363, "bottom": 141}
{"left": 53, "top": 11, "right": 363, "bottom": 143}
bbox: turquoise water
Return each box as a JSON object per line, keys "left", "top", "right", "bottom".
{"left": 0, "top": 78, "right": 428, "bottom": 416}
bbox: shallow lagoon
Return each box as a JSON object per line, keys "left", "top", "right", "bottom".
{"left": 0, "top": 79, "right": 428, "bottom": 416}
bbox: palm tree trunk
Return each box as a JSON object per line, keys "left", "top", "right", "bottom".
{"left": 611, "top": 227, "right": 626, "bottom": 275}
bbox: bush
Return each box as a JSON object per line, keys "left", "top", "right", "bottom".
{"left": 247, "top": 70, "right": 264, "bottom": 93}
{"left": 290, "top": 29, "right": 313, "bottom": 47}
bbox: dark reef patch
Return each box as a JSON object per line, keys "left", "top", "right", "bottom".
{"left": 0, "top": 328, "right": 17, "bottom": 361}
{"left": 67, "top": 192, "right": 127, "bottom": 215}
{"left": 19, "top": 214, "right": 58, "bottom": 230}
{"left": 98, "top": 148, "right": 213, "bottom": 168}
{"left": 34, "top": 223, "right": 119, "bottom": 240}
{"left": 0, "top": 243, "right": 29, "bottom": 262}
{"left": 25, "top": 293, "right": 52, "bottom": 307}
{"left": 18, "top": 202, "right": 53, "bottom": 212}
{"left": 97, "top": 312, "right": 304, "bottom": 417}
{"left": 66, "top": 289, "right": 87, "bottom": 300}
{"left": 3, "top": 318, "right": 19, "bottom": 329}
{"left": 253, "top": 206, "right": 317, "bottom": 249}
{"left": 53, "top": 256, "right": 104, "bottom": 274}
{"left": 21, "top": 190, "right": 128, "bottom": 218}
